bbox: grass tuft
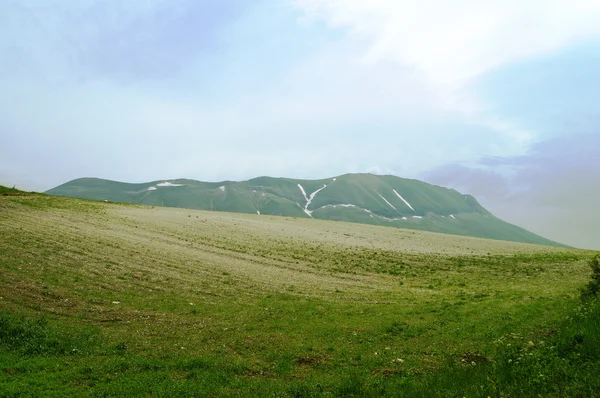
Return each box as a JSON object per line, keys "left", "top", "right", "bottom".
{"left": 0, "top": 312, "right": 98, "bottom": 356}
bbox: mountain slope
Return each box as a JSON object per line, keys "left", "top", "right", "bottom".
{"left": 46, "top": 173, "right": 560, "bottom": 246}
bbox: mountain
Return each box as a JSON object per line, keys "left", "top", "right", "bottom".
{"left": 46, "top": 173, "right": 560, "bottom": 246}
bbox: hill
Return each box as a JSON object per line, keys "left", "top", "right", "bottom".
{"left": 0, "top": 185, "right": 31, "bottom": 195}
{"left": 46, "top": 174, "right": 559, "bottom": 246}
{"left": 0, "top": 191, "right": 597, "bottom": 396}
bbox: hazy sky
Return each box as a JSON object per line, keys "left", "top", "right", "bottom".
{"left": 1, "top": 1, "right": 599, "bottom": 249}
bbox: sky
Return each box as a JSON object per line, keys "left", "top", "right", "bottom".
{"left": 1, "top": 0, "right": 599, "bottom": 249}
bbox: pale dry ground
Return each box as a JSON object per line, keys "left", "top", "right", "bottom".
{"left": 119, "top": 205, "right": 566, "bottom": 256}
{"left": 116, "top": 205, "right": 590, "bottom": 300}
{"left": 0, "top": 196, "right": 590, "bottom": 313}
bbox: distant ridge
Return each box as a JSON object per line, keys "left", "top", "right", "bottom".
{"left": 46, "top": 173, "right": 561, "bottom": 246}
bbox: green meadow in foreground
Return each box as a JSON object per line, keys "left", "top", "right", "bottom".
{"left": 1, "top": 189, "right": 598, "bottom": 396}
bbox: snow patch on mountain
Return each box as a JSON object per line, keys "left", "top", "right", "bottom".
{"left": 317, "top": 203, "right": 423, "bottom": 223}
{"left": 378, "top": 194, "right": 397, "bottom": 210}
{"left": 298, "top": 183, "right": 328, "bottom": 217}
{"left": 319, "top": 204, "right": 357, "bottom": 209}
{"left": 156, "top": 182, "right": 183, "bottom": 187}
{"left": 392, "top": 189, "right": 415, "bottom": 211}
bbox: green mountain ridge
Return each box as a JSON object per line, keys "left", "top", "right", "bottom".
{"left": 46, "top": 173, "right": 560, "bottom": 246}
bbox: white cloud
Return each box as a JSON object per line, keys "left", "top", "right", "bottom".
{"left": 293, "top": 0, "right": 600, "bottom": 87}
{"left": 293, "top": 0, "right": 600, "bottom": 152}
{"left": 365, "top": 165, "right": 383, "bottom": 175}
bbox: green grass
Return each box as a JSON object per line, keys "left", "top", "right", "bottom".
{"left": 2, "top": 299, "right": 600, "bottom": 396}
{"left": 0, "top": 185, "right": 31, "bottom": 195}
{"left": 0, "top": 193, "right": 597, "bottom": 396}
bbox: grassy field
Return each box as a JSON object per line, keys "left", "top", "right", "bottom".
{"left": 1, "top": 191, "right": 598, "bottom": 396}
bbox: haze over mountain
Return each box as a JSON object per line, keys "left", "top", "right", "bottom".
{"left": 47, "top": 173, "right": 559, "bottom": 246}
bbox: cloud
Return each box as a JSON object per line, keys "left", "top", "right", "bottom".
{"left": 0, "top": 0, "right": 245, "bottom": 83}
{"left": 0, "top": 22, "right": 529, "bottom": 192}
{"left": 70, "top": 1, "right": 248, "bottom": 82}
{"left": 424, "top": 133, "right": 600, "bottom": 250}
{"left": 293, "top": 0, "right": 600, "bottom": 87}
{"left": 293, "top": 0, "right": 600, "bottom": 146}
{"left": 477, "top": 42, "right": 600, "bottom": 138}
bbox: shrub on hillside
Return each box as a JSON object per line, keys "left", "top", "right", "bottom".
{"left": 581, "top": 255, "right": 600, "bottom": 301}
